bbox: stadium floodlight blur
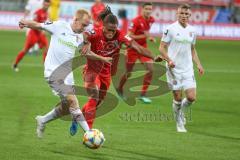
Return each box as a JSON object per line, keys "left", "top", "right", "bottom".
{"left": 0, "top": 0, "right": 240, "bottom": 40}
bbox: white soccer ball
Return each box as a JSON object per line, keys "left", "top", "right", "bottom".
{"left": 83, "top": 129, "right": 105, "bottom": 149}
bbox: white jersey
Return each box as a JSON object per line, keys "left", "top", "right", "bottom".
{"left": 25, "top": 0, "right": 43, "bottom": 20}
{"left": 161, "top": 21, "right": 196, "bottom": 73}
{"left": 41, "top": 21, "right": 84, "bottom": 78}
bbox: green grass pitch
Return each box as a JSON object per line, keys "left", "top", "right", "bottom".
{"left": 0, "top": 30, "right": 239, "bottom": 160}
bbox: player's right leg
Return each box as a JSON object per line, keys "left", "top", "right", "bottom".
{"left": 13, "top": 31, "right": 37, "bottom": 71}
{"left": 139, "top": 61, "right": 154, "bottom": 104}
{"left": 166, "top": 69, "right": 186, "bottom": 132}
{"left": 80, "top": 69, "right": 100, "bottom": 129}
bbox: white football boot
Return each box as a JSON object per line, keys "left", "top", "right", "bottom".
{"left": 35, "top": 116, "right": 45, "bottom": 138}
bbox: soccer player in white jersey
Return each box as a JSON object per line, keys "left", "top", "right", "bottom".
{"left": 19, "top": 9, "right": 112, "bottom": 138}
{"left": 159, "top": 4, "right": 204, "bottom": 132}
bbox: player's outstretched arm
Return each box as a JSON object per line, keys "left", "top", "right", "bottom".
{"left": 191, "top": 45, "right": 204, "bottom": 76}
{"left": 159, "top": 41, "right": 175, "bottom": 68}
{"left": 128, "top": 31, "right": 146, "bottom": 40}
{"left": 85, "top": 51, "right": 112, "bottom": 64}
{"left": 19, "top": 19, "right": 42, "bottom": 30}
{"left": 130, "top": 40, "right": 155, "bottom": 60}
{"left": 80, "top": 43, "right": 112, "bottom": 64}
{"left": 129, "top": 31, "right": 156, "bottom": 42}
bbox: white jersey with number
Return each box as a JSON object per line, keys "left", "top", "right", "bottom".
{"left": 41, "top": 21, "right": 84, "bottom": 81}
{"left": 25, "top": 0, "right": 43, "bottom": 20}
{"left": 161, "top": 21, "right": 196, "bottom": 73}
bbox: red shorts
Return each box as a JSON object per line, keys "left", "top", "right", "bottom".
{"left": 83, "top": 67, "right": 111, "bottom": 101}
{"left": 127, "top": 43, "right": 152, "bottom": 64}
{"left": 25, "top": 30, "right": 48, "bottom": 50}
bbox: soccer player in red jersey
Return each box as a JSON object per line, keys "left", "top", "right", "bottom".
{"left": 117, "top": 2, "right": 156, "bottom": 103}
{"left": 69, "top": 6, "right": 162, "bottom": 131}
{"left": 13, "top": 0, "right": 50, "bottom": 72}
{"left": 91, "top": 0, "right": 105, "bottom": 30}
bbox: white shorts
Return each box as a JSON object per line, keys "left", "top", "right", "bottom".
{"left": 166, "top": 68, "right": 196, "bottom": 91}
{"left": 44, "top": 70, "right": 75, "bottom": 97}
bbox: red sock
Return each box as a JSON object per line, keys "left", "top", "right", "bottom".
{"left": 43, "top": 50, "right": 47, "bottom": 62}
{"left": 118, "top": 75, "right": 128, "bottom": 92}
{"left": 141, "top": 72, "right": 152, "bottom": 96}
{"left": 14, "top": 50, "right": 26, "bottom": 65}
{"left": 82, "top": 98, "right": 98, "bottom": 129}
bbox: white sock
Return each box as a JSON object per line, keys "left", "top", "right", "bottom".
{"left": 69, "top": 108, "right": 90, "bottom": 132}
{"left": 173, "top": 100, "right": 181, "bottom": 109}
{"left": 181, "top": 98, "right": 193, "bottom": 109}
{"left": 41, "top": 108, "right": 58, "bottom": 124}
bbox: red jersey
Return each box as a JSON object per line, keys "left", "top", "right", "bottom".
{"left": 129, "top": 15, "right": 155, "bottom": 46}
{"left": 91, "top": 2, "right": 105, "bottom": 21}
{"left": 86, "top": 29, "right": 132, "bottom": 77}
{"left": 33, "top": 8, "right": 48, "bottom": 33}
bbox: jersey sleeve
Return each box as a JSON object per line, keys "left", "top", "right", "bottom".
{"left": 191, "top": 29, "right": 197, "bottom": 45}
{"left": 40, "top": 21, "right": 62, "bottom": 34}
{"left": 86, "top": 30, "right": 98, "bottom": 43}
{"left": 119, "top": 32, "right": 132, "bottom": 47}
{"left": 161, "top": 27, "right": 172, "bottom": 43}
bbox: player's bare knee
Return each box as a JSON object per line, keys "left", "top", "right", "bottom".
{"left": 126, "top": 72, "right": 132, "bottom": 78}
{"left": 187, "top": 95, "right": 196, "bottom": 102}
{"left": 173, "top": 93, "right": 182, "bottom": 101}
{"left": 147, "top": 69, "right": 153, "bottom": 75}
{"left": 147, "top": 67, "right": 153, "bottom": 74}
{"left": 66, "top": 96, "right": 78, "bottom": 108}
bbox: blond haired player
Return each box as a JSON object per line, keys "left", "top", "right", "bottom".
{"left": 159, "top": 4, "right": 204, "bottom": 132}
{"left": 19, "top": 9, "right": 112, "bottom": 138}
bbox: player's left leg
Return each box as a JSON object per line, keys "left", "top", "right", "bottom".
{"left": 81, "top": 70, "right": 101, "bottom": 129}
{"left": 117, "top": 53, "right": 137, "bottom": 99}
{"left": 38, "top": 33, "right": 49, "bottom": 62}
{"left": 66, "top": 95, "right": 90, "bottom": 132}
{"left": 139, "top": 57, "right": 153, "bottom": 104}
{"left": 182, "top": 88, "right": 196, "bottom": 109}
{"left": 13, "top": 32, "right": 37, "bottom": 71}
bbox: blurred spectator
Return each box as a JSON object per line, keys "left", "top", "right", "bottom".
{"left": 214, "top": 6, "right": 232, "bottom": 23}
{"left": 91, "top": 0, "right": 105, "bottom": 30}
{"left": 118, "top": 7, "right": 128, "bottom": 35}
{"left": 49, "top": 0, "right": 60, "bottom": 21}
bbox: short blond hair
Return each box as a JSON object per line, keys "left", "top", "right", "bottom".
{"left": 178, "top": 4, "right": 191, "bottom": 10}
{"left": 75, "top": 9, "right": 90, "bottom": 19}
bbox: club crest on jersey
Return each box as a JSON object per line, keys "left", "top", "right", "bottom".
{"left": 189, "top": 32, "right": 194, "bottom": 37}
{"left": 98, "top": 40, "right": 120, "bottom": 56}
{"left": 88, "top": 29, "right": 95, "bottom": 35}
{"left": 130, "top": 22, "right": 134, "bottom": 29}
{"left": 164, "top": 29, "right": 168, "bottom": 35}
{"left": 44, "top": 21, "right": 53, "bottom": 25}
{"left": 172, "top": 80, "right": 177, "bottom": 85}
